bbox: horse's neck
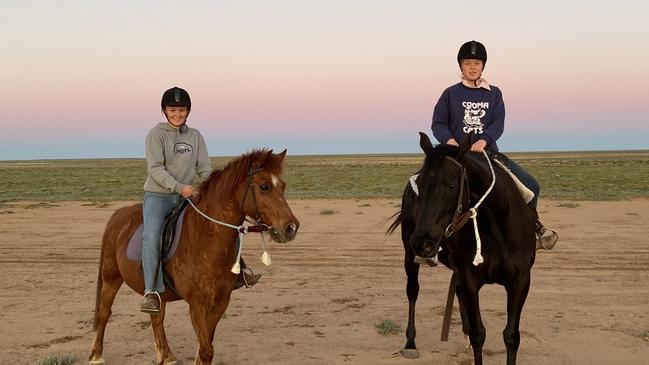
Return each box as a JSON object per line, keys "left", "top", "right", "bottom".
{"left": 192, "top": 197, "right": 245, "bottom": 238}
{"left": 466, "top": 159, "right": 524, "bottom": 219}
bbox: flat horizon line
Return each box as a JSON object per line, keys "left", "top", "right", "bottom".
{"left": 1, "top": 148, "right": 648, "bottom": 163}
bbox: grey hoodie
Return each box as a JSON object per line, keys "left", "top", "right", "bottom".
{"left": 144, "top": 122, "right": 212, "bottom": 194}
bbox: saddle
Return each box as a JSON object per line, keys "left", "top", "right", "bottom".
{"left": 157, "top": 198, "right": 190, "bottom": 298}
{"left": 161, "top": 199, "right": 189, "bottom": 257}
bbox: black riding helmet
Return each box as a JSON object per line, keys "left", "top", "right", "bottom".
{"left": 161, "top": 86, "right": 191, "bottom": 111}
{"left": 457, "top": 40, "right": 487, "bottom": 67}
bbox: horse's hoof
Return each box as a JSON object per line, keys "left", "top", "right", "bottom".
{"left": 88, "top": 356, "right": 105, "bottom": 365}
{"left": 401, "top": 348, "right": 419, "bottom": 359}
{"left": 163, "top": 361, "right": 177, "bottom": 365}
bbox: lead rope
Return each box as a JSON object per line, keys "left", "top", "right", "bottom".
{"left": 470, "top": 150, "right": 496, "bottom": 266}
{"left": 185, "top": 198, "right": 271, "bottom": 274}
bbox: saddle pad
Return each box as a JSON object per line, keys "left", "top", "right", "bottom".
{"left": 493, "top": 159, "right": 535, "bottom": 204}
{"left": 126, "top": 209, "right": 186, "bottom": 262}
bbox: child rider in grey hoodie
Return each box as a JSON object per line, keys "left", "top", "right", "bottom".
{"left": 140, "top": 87, "right": 260, "bottom": 314}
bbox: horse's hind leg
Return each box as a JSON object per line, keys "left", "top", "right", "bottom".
{"left": 503, "top": 273, "right": 531, "bottom": 365}
{"left": 151, "top": 301, "right": 177, "bottom": 365}
{"left": 89, "top": 275, "right": 123, "bottom": 364}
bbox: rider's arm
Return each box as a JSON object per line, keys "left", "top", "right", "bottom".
{"left": 432, "top": 88, "right": 455, "bottom": 145}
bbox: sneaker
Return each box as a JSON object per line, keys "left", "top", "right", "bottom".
{"left": 536, "top": 226, "right": 558, "bottom": 251}
{"left": 233, "top": 269, "right": 262, "bottom": 290}
{"left": 140, "top": 291, "right": 161, "bottom": 314}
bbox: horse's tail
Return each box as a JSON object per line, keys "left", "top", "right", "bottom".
{"left": 386, "top": 209, "right": 402, "bottom": 235}
{"left": 92, "top": 235, "right": 105, "bottom": 331}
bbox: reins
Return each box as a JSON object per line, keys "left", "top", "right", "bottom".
{"left": 443, "top": 150, "right": 496, "bottom": 266}
{"left": 186, "top": 164, "right": 273, "bottom": 274}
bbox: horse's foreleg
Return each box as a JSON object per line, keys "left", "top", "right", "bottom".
{"left": 402, "top": 252, "right": 421, "bottom": 359}
{"left": 457, "top": 277, "right": 485, "bottom": 365}
{"left": 189, "top": 294, "right": 230, "bottom": 365}
{"left": 89, "top": 276, "right": 123, "bottom": 365}
{"left": 503, "top": 273, "right": 531, "bottom": 365}
{"left": 455, "top": 281, "right": 472, "bottom": 349}
{"left": 151, "top": 301, "right": 177, "bottom": 365}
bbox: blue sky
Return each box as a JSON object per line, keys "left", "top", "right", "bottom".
{"left": 2, "top": 1, "right": 648, "bottom": 160}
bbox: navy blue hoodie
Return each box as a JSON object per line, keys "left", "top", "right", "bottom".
{"left": 432, "top": 82, "right": 505, "bottom": 151}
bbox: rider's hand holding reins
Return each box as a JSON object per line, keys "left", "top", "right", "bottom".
{"left": 180, "top": 185, "right": 195, "bottom": 198}
{"left": 470, "top": 139, "right": 487, "bottom": 152}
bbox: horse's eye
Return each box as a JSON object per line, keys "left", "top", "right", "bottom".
{"left": 260, "top": 183, "right": 271, "bottom": 192}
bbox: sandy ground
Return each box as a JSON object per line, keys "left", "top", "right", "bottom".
{"left": 1, "top": 199, "right": 648, "bottom": 365}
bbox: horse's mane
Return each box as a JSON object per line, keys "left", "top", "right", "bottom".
{"left": 197, "top": 149, "right": 283, "bottom": 204}
{"left": 422, "top": 144, "right": 460, "bottom": 171}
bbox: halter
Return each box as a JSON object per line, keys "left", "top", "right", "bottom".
{"left": 441, "top": 150, "right": 496, "bottom": 266}
{"left": 186, "top": 163, "right": 273, "bottom": 274}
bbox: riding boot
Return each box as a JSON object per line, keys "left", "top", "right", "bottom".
{"left": 534, "top": 219, "right": 558, "bottom": 251}
{"left": 233, "top": 257, "right": 262, "bottom": 290}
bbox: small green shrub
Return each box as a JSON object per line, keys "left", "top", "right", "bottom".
{"left": 320, "top": 209, "right": 337, "bottom": 215}
{"left": 375, "top": 319, "right": 401, "bottom": 335}
{"left": 557, "top": 202, "right": 580, "bottom": 208}
{"left": 35, "top": 354, "right": 77, "bottom": 365}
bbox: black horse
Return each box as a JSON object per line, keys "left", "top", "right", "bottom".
{"left": 388, "top": 132, "right": 536, "bottom": 365}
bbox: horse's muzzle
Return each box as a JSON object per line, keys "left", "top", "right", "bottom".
{"left": 269, "top": 222, "right": 299, "bottom": 243}
{"left": 410, "top": 235, "right": 441, "bottom": 259}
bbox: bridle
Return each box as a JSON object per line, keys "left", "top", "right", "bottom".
{"left": 241, "top": 163, "right": 272, "bottom": 233}
{"left": 422, "top": 151, "right": 495, "bottom": 266}
{"left": 186, "top": 162, "right": 275, "bottom": 273}
{"left": 443, "top": 156, "right": 471, "bottom": 238}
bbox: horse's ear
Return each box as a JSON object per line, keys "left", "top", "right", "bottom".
{"left": 277, "top": 149, "right": 287, "bottom": 160}
{"left": 458, "top": 132, "right": 473, "bottom": 158}
{"left": 261, "top": 149, "right": 274, "bottom": 165}
{"left": 419, "top": 132, "right": 433, "bottom": 156}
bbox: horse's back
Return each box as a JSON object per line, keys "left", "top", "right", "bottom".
{"left": 100, "top": 203, "right": 145, "bottom": 290}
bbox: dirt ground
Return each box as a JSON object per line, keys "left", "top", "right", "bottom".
{"left": 1, "top": 199, "right": 648, "bottom": 364}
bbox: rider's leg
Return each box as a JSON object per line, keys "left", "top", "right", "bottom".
{"left": 507, "top": 160, "right": 558, "bottom": 250}
{"left": 141, "top": 192, "right": 179, "bottom": 312}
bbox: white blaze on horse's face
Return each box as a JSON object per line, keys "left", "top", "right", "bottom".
{"left": 271, "top": 174, "right": 279, "bottom": 187}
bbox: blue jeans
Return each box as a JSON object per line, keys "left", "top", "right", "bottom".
{"left": 142, "top": 191, "right": 180, "bottom": 293}
{"left": 507, "top": 160, "right": 540, "bottom": 208}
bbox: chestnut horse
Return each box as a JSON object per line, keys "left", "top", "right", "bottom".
{"left": 89, "top": 149, "right": 300, "bottom": 365}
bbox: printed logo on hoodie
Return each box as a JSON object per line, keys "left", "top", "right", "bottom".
{"left": 174, "top": 142, "right": 193, "bottom": 156}
{"left": 462, "top": 101, "right": 488, "bottom": 134}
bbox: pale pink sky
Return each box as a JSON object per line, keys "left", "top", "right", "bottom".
{"left": 2, "top": 1, "right": 647, "bottom": 159}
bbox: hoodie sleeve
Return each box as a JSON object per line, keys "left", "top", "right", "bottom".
{"left": 195, "top": 132, "right": 212, "bottom": 182}
{"left": 432, "top": 88, "right": 454, "bottom": 144}
{"left": 481, "top": 87, "right": 505, "bottom": 145}
{"left": 145, "top": 129, "right": 184, "bottom": 193}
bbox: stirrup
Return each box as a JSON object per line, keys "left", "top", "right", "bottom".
{"left": 140, "top": 290, "right": 161, "bottom": 313}
{"left": 414, "top": 255, "right": 438, "bottom": 267}
{"left": 536, "top": 229, "right": 558, "bottom": 251}
{"left": 242, "top": 266, "right": 256, "bottom": 288}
